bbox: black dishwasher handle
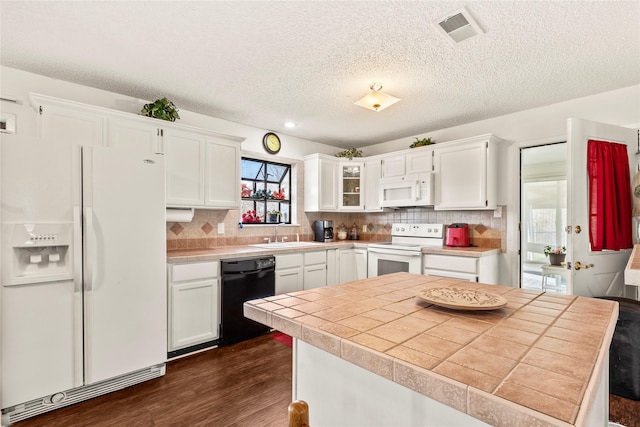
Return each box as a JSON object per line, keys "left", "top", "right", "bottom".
{"left": 224, "top": 268, "right": 271, "bottom": 275}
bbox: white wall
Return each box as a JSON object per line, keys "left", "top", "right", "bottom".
{"left": 0, "top": 66, "right": 343, "bottom": 159}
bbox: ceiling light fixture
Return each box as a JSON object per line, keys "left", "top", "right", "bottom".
{"left": 354, "top": 83, "right": 400, "bottom": 112}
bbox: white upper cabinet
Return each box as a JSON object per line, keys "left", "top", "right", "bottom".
{"left": 406, "top": 148, "right": 433, "bottom": 174}
{"left": 381, "top": 154, "right": 406, "bottom": 177}
{"left": 433, "top": 134, "right": 501, "bottom": 210}
{"left": 164, "top": 128, "right": 207, "bottom": 206}
{"left": 165, "top": 130, "right": 241, "bottom": 209}
{"left": 32, "top": 94, "right": 107, "bottom": 146}
{"left": 338, "top": 161, "right": 364, "bottom": 211}
{"left": 304, "top": 154, "right": 338, "bottom": 212}
{"left": 364, "top": 158, "right": 383, "bottom": 212}
{"left": 108, "top": 116, "right": 161, "bottom": 155}
{"left": 204, "top": 137, "right": 240, "bottom": 208}
{"left": 381, "top": 148, "right": 433, "bottom": 178}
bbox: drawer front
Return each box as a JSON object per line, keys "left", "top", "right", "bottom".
{"left": 304, "top": 250, "right": 327, "bottom": 266}
{"left": 171, "top": 261, "right": 219, "bottom": 282}
{"left": 276, "top": 253, "right": 304, "bottom": 270}
{"left": 423, "top": 254, "right": 477, "bottom": 274}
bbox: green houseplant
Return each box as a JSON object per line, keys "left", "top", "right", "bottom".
{"left": 335, "top": 148, "right": 363, "bottom": 160}
{"left": 140, "top": 97, "right": 180, "bottom": 122}
{"left": 409, "top": 137, "right": 435, "bottom": 148}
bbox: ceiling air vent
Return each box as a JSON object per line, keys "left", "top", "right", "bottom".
{"left": 434, "top": 7, "right": 483, "bottom": 44}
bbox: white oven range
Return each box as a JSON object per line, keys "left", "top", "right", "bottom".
{"left": 367, "top": 223, "right": 444, "bottom": 277}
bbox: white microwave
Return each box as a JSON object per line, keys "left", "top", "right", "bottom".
{"left": 379, "top": 173, "right": 434, "bottom": 207}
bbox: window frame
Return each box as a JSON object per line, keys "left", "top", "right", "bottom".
{"left": 240, "top": 157, "right": 292, "bottom": 225}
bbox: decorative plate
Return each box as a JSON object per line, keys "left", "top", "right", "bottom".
{"left": 416, "top": 287, "right": 507, "bottom": 311}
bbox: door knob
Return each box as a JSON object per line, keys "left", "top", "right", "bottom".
{"left": 574, "top": 261, "right": 594, "bottom": 270}
{"left": 574, "top": 225, "right": 582, "bottom": 234}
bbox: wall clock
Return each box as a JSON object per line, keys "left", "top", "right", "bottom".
{"left": 263, "top": 132, "right": 281, "bottom": 154}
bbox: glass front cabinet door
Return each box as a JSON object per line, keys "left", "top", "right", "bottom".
{"left": 338, "top": 162, "right": 364, "bottom": 210}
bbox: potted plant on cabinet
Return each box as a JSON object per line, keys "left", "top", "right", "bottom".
{"left": 409, "top": 137, "right": 435, "bottom": 148}
{"left": 544, "top": 245, "right": 566, "bottom": 266}
{"left": 335, "top": 148, "right": 363, "bottom": 160}
{"left": 140, "top": 97, "right": 180, "bottom": 122}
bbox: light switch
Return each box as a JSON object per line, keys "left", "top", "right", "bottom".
{"left": 218, "top": 223, "right": 225, "bottom": 234}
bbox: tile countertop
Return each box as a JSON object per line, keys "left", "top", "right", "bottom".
{"left": 243, "top": 272, "right": 618, "bottom": 427}
{"left": 166, "top": 242, "right": 499, "bottom": 263}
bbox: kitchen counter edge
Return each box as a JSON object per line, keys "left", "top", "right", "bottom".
{"left": 166, "top": 241, "right": 369, "bottom": 263}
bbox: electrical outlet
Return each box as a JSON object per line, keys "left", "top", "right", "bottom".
{"left": 218, "top": 223, "right": 225, "bottom": 234}
{"left": 493, "top": 206, "right": 502, "bottom": 218}
{"left": 362, "top": 225, "right": 367, "bottom": 233}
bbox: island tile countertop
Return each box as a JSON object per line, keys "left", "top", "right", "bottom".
{"left": 166, "top": 242, "right": 499, "bottom": 263}
{"left": 244, "top": 272, "right": 618, "bottom": 427}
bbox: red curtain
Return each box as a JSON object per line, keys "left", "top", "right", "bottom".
{"left": 587, "top": 139, "right": 633, "bottom": 251}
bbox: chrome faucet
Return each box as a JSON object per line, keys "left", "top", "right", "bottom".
{"left": 274, "top": 224, "right": 279, "bottom": 243}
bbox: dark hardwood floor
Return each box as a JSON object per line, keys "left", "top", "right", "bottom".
{"left": 14, "top": 333, "right": 292, "bottom": 427}
{"left": 11, "top": 331, "right": 640, "bottom": 427}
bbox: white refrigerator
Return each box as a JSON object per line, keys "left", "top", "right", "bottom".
{"left": 1, "top": 140, "right": 166, "bottom": 423}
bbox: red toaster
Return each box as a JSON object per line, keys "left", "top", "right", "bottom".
{"left": 446, "top": 223, "right": 470, "bottom": 247}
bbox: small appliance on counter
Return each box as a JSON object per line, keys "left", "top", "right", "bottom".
{"left": 446, "top": 223, "right": 470, "bottom": 247}
{"left": 313, "top": 220, "right": 334, "bottom": 242}
{"left": 349, "top": 223, "right": 359, "bottom": 240}
{"left": 337, "top": 223, "right": 348, "bottom": 240}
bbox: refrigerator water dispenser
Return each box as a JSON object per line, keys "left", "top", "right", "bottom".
{"left": 4, "top": 222, "right": 73, "bottom": 285}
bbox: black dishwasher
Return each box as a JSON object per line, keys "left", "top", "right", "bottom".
{"left": 220, "top": 256, "right": 275, "bottom": 345}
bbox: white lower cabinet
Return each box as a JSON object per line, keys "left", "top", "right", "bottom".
{"left": 338, "top": 248, "right": 368, "bottom": 282}
{"left": 303, "top": 251, "right": 327, "bottom": 290}
{"left": 338, "top": 249, "right": 356, "bottom": 282}
{"left": 168, "top": 261, "right": 220, "bottom": 352}
{"left": 275, "top": 253, "right": 304, "bottom": 294}
{"left": 422, "top": 253, "right": 498, "bottom": 284}
{"left": 354, "top": 248, "right": 368, "bottom": 280}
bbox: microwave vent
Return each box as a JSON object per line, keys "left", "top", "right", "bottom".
{"left": 434, "top": 7, "right": 483, "bottom": 44}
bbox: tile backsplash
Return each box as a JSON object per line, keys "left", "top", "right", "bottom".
{"left": 166, "top": 207, "right": 506, "bottom": 251}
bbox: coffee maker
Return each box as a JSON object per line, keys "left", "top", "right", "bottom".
{"left": 313, "top": 220, "right": 334, "bottom": 242}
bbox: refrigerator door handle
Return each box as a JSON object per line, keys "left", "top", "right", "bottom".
{"left": 73, "top": 205, "right": 85, "bottom": 387}
{"left": 85, "top": 207, "right": 95, "bottom": 292}
{"left": 73, "top": 205, "right": 83, "bottom": 293}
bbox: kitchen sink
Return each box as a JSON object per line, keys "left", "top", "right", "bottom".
{"left": 250, "top": 241, "right": 324, "bottom": 249}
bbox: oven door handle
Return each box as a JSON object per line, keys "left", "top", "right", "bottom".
{"left": 367, "top": 248, "right": 422, "bottom": 257}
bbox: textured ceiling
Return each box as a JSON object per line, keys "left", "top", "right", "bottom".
{"left": 1, "top": 1, "right": 639, "bottom": 148}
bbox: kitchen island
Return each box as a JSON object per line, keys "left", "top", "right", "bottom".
{"left": 244, "top": 272, "right": 618, "bottom": 427}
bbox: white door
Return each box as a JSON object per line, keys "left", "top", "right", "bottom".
{"left": 83, "top": 147, "right": 166, "bottom": 384}
{"left": 567, "top": 118, "right": 637, "bottom": 297}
